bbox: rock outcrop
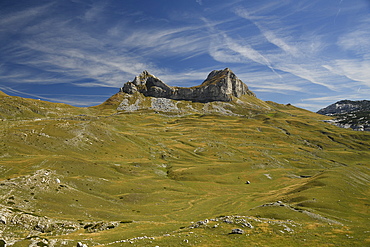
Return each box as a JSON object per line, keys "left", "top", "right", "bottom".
{"left": 120, "top": 68, "right": 255, "bottom": 103}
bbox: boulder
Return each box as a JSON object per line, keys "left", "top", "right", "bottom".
{"left": 230, "top": 228, "right": 244, "bottom": 234}
{"left": 0, "top": 215, "right": 6, "bottom": 224}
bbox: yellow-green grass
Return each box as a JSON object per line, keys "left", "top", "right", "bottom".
{"left": 0, "top": 92, "right": 369, "bottom": 246}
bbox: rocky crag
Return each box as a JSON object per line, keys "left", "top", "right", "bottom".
{"left": 317, "top": 100, "right": 370, "bottom": 131}
{"left": 121, "top": 68, "right": 255, "bottom": 102}
{"left": 112, "top": 68, "right": 269, "bottom": 115}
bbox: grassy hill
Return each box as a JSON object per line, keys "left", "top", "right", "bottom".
{"left": 0, "top": 91, "right": 369, "bottom": 246}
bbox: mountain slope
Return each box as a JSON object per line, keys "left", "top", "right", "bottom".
{"left": 0, "top": 83, "right": 369, "bottom": 246}
{"left": 0, "top": 90, "right": 91, "bottom": 120}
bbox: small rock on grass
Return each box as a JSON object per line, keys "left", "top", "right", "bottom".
{"left": 230, "top": 228, "right": 244, "bottom": 234}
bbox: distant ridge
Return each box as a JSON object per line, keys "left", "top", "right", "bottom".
{"left": 120, "top": 68, "right": 255, "bottom": 103}
{"left": 317, "top": 100, "right": 370, "bottom": 115}
{"left": 317, "top": 100, "right": 370, "bottom": 131}
{"left": 0, "top": 90, "right": 9, "bottom": 97}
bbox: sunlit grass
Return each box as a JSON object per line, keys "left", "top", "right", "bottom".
{"left": 0, "top": 92, "right": 369, "bottom": 246}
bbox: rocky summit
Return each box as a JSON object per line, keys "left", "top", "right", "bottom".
{"left": 120, "top": 68, "right": 255, "bottom": 103}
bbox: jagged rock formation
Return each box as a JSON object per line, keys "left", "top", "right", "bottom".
{"left": 120, "top": 68, "right": 255, "bottom": 103}
{"left": 112, "top": 68, "right": 270, "bottom": 115}
{"left": 318, "top": 100, "right": 370, "bottom": 131}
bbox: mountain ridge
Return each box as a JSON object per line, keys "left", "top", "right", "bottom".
{"left": 98, "top": 68, "right": 270, "bottom": 116}
{"left": 120, "top": 68, "right": 255, "bottom": 103}
{"left": 317, "top": 100, "right": 370, "bottom": 131}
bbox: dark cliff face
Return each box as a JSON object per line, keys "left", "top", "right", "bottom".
{"left": 121, "top": 68, "right": 255, "bottom": 103}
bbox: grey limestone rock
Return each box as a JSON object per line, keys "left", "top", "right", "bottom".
{"left": 0, "top": 215, "right": 6, "bottom": 224}
{"left": 77, "top": 242, "right": 88, "bottom": 247}
{"left": 230, "top": 228, "right": 244, "bottom": 234}
{"left": 121, "top": 68, "right": 255, "bottom": 103}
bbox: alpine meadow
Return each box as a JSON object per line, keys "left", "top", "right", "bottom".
{"left": 0, "top": 69, "right": 369, "bottom": 246}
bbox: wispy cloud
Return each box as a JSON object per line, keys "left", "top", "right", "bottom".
{"left": 82, "top": 2, "right": 107, "bottom": 22}
{"left": 0, "top": 2, "right": 55, "bottom": 29}
{"left": 230, "top": 5, "right": 370, "bottom": 96}
{"left": 0, "top": 0, "right": 369, "bottom": 110}
{"left": 196, "top": 0, "right": 203, "bottom": 6}
{"left": 0, "top": 2, "right": 216, "bottom": 90}
{"left": 325, "top": 16, "right": 370, "bottom": 87}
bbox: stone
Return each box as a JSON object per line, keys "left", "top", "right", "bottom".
{"left": 120, "top": 68, "right": 255, "bottom": 103}
{"left": 0, "top": 215, "right": 6, "bottom": 224}
{"left": 230, "top": 228, "right": 244, "bottom": 234}
{"left": 77, "top": 242, "right": 88, "bottom": 247}
{"left": 242, "top": 222, "right": 254, "bottom": 228}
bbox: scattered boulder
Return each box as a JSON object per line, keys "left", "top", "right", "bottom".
{"left": 77, "top": 242, "right": 88, "bottom": 247}
{"left": 230, "top": 228, "right": 244, "bottom": 234}
{"left": 242, "top": 222, "right": 254, "bottom": 228}
{"left": 0, "top": 215, "right": 6, "bottom": 224}
{"left": 83, "top": 221, "right": 119, "bottom": 232}
{"left": 245, "top": 180, "right": 250, "bottom": 184}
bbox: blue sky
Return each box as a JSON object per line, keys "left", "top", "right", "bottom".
{"left": 0, "top": 0, "right": 369, "bottom": 111}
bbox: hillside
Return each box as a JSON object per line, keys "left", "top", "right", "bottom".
{"left": 317, "top": 100, "right": 370, "bottom": 131}
{"left": 0, "top": 81, "right": 369, "bottom": 246}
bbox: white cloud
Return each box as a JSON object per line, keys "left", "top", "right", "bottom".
{"left": 0, "top": 2, "right": 54, "bottom": 29}
{"left": 323, "top": 60, "right": 370, "bottom": 87}
{"left": 230, "top": 6, "right": 369, "bottom": 94}
{"left": 83, "top": 2, "right": 106, "bottom": 22}
{"left": 234, "top": 8, "right": 300, "bottom": 57}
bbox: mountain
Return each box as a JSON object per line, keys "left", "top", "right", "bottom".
{"left": 0, "top": 72, "right": 370, "bottom": 246}
{"left": 102, "top": 68, "right": 269, "bottom": 116}
{"left": 121, "top": 68, "right": 255, "bottom": 102}
{"left": 317, "top": 100, "right": 370, "bottom": 131}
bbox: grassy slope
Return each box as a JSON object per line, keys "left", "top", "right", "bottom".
{"left": 0, "top": 92, "right": 369, "bottom": 246}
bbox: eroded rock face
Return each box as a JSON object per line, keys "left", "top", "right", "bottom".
{"left": 120, "top": 68, "right": 255, "bottom": 103}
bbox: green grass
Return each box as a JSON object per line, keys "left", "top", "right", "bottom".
{"left": 0, "top": 91, "right": 369, "bottom": 246}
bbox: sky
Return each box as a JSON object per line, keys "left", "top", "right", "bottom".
{"left": 0, "top": 0, "right": 369, "bottom": 111}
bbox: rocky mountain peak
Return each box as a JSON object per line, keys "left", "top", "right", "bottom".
{"left": 205, "top": 67, "right": 232, "bottom": 80}
{"left": 120, "top": 68, "right": 255, "bottom": 103}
